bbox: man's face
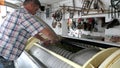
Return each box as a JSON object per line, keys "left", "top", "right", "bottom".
{"left": 30, "top": 3, "right": 39, "bottom": 15}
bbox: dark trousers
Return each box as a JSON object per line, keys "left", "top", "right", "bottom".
{"left": 0, "top": 56, "right": 15, "bottom": 68}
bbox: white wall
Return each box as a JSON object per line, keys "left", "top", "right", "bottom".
{"left": 45, "top": 0, "right": 120, "bottom": 36}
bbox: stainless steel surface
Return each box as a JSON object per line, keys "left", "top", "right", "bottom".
{"left": 15, "top": 51, "right": 46, "bottom": 68}
{"left": 46, "top": 45, "right": 73, "bottom": 59}
{"left": 29, "top": 45, "right": 74, "bottom": 68}
{"left": 70, "top": 48, "right": 101, "bottom": 66}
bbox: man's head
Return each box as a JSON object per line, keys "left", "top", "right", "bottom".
{"left": 23, "top": 0, "right": 41, "bottom": 15}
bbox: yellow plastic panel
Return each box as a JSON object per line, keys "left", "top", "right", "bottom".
{"left": 25, "top": 37, "right": 40, "bottom": 51}
{"left": 99, "top": 49, "right": 120, "bottom": 68}
{"left": 83, "top": 48, "right": 119, "bottom": 68}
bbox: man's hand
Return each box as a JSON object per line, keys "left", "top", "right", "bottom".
{"left": 35, "top": 27, "right": 62, "bottom": 46}
{"left": 42, "top": 40, "right": 51, "bottom": 45}
{"left": 43, "top": 38, "right": 60, "bottom": 45}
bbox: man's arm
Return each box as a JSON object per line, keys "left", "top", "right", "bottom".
{"left": 34, "top": 27, "right": 59, "bottom": 45}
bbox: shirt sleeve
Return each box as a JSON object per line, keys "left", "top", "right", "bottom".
{"left": 20, "top": 13, "right": 45, "bottom": 36}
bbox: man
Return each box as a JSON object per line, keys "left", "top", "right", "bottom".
{"left": 0, "top": 0, "right": 58, "bottom": 68}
